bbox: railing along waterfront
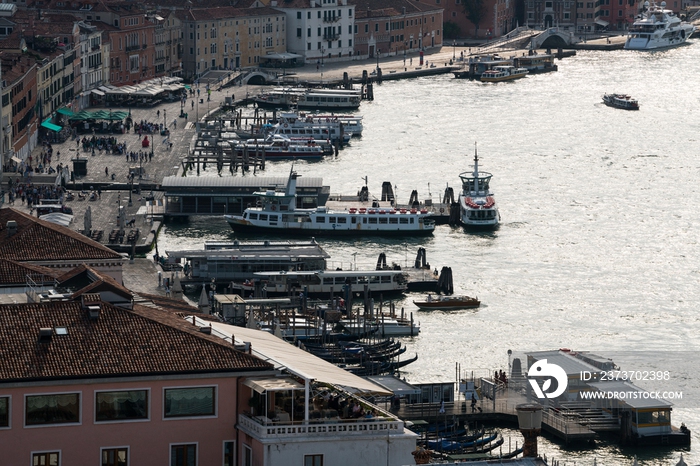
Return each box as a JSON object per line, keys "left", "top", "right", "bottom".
{"left": 238, "top": 414, "right": 404, "bottom": 439}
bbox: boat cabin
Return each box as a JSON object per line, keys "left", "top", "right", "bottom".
{"left": 254, "top": 270, "right": 408, "bottom": 295}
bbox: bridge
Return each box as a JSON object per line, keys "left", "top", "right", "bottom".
{"left": 530, "top": 27, "right": 576, "bottom": 49}
{"left": 233, "top": 69, "right": 293, "bottom": 86}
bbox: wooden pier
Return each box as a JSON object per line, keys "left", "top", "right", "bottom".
{"left": 394, "top": 381, "right": 596, "bottom": 445}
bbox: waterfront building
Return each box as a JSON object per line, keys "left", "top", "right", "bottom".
{"left": 270, "top": 0, "right": 355, "bottom": 64}
{"left": 0, "top": 50, "right": 38, "bottom": 165}
{"left": 352, "top": 0, "right": 444, "bottom": 59}
{"left": 177, "top": 6, "right": 287, "bottom": 79}
{"left": 0, "top": 297, "right": 274, "bottom": 465}
{"left": 429, "top": 0, "right": 513, "bottom": 39}
{"left": 77, "top": 21, "right": 110, "bottom": 109}
{"left": 524, "top": 0, "right": 576, "bottom": 30}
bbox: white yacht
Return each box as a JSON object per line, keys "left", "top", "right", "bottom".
{"left": 459, "top": 147, "right": 500, "bottom": 228}
{"left": 624, "top": 1, "right": 695, "bottom": 50}
{"left": 224, "top": 170, "right": 435, "bottom": 236}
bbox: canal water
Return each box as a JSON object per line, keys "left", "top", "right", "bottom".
{"left": 157, "top": 44, "right": 700, "bottom": 465}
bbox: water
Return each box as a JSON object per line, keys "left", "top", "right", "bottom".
{"left": 157, "top": 46, "right": 700, "bottom": 465}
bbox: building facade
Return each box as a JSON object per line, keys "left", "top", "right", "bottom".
{"left": 275, "top": 0, "right": 355, "bottom": 63}
{"left": 178, "top": 7, "right": 287, "bottom": 80}
{"left": 353, "top": 0, "right": 444, "bottom": 59}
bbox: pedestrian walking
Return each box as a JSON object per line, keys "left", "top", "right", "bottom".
{"left": 105, "top": 166, "right": 109, "bottom": 177}
{"left": 172, "top": 119, "right": 177, "bottom": 129}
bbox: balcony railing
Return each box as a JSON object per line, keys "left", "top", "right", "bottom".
{"left": 155, "top": 57, "right": 165, "bottom": 63}
{"left": 323, "top": 33, "right": 339, "bottom": 40}
{"left": 323, "top": 16, "right": 340, "bottom": 23}
{"left": 238, "top": 413, "right": 404, "bottom": 440}
{"left": 125, "top": 44, "right": 139, "bottom": 52}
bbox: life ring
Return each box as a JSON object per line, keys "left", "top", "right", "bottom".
{"left": 271, "top": 205, "right": 276, "bottom": 211}
{"left": 439, "top": 207, "right": 445, "bottom": 213}
{"left": 284, "top": 124, "right": 288, "bottom": 128}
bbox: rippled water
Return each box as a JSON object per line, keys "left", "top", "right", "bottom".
{"left": 157, "top": 45, "right": 700, "bottom": 465}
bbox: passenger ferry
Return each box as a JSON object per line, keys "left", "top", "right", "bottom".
{"left": 513, "top": 53, "right": 558, "bottom": 74}
{"left": 274, "top": 112, "right": 351, "bottom": 145}
{"left": 480, "top": 65, "right": 529, "bottom": 83}
{"left": 229, "top": 135, "right": 326, "bottom": 160}
{"left": 224, "top": 170, "right": 436, "bottom": 236}
{"left": 295, "top": 112, "right": 363, "bottom": 137}
{"left": 602, "top": 93, "right": 640, "bottom": 110}
{"left": 459, "top": 146, "right": 500, "bottom": 228}
{"left": 254, "top": 269, "right": 408, "bottom": 297}
{"left": 254, "top": 87, "right": 362, "bottom": 110}
{"left": 624, "top": 1, "right": 695, "bottom": 50}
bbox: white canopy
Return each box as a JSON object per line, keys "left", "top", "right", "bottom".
{"left": 193, "top": 317, "right": 390, "bottom": 395}
{"left": 244, "top": 376, "right": 304, "bottom": 393}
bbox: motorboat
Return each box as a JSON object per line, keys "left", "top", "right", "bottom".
{"left": 602, "top": 93, "right": 640, "bottom": 110}
{"left": 224, "top": 169, "right": 436, "bottom": 236}
{"left": 624, "top": 1, "right": 695, "bottom": 50}
{"left": 480, "top": 65, "right": 528, "bottom": 83}
{"left": 458, "top": 145, "right": 500, "bottom": 228}
{"left": 413, "top": 295, "right": 480, "bottom": 310}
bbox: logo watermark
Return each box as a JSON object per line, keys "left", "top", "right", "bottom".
{"left": 527, "top": 359, "right": 568, "bottom": 399}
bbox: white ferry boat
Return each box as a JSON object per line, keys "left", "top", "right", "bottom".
{"left": 255, "top": 87, "right": 362, "bottom": 110}
{"left": 224, "top": 170, "right": 435, "bottom": 236}
{"left": 254, "top": 269, "right": 408, "bottom": 297}
{"left": 624, "top": 1, "right": 695, "bottom": 50}
{"left": 459, "top": 147, "right": 500, "bottom": 228}
{"left": 274, "top": 112, "right": 351, "bottom": 145}
{"left": 480, "top": 65, "right": 529, "bottom": 83}
{"left": 296, "top": 112, "right": 363, "bottom": 137}
{"left": 229, "top": 135, "right": 326, "bottom": 160}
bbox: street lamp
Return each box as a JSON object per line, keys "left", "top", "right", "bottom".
{"left": 404, "top": 42, "right": 407, "bottom": 65}
{"left": 376, "top": 48, "right": 380, "bottom": 72}
{"left": 320, "top": 47, "right": 325, "bottom": 81}
{"left": 453, "top": 40, "right": 456, "bottom": 60}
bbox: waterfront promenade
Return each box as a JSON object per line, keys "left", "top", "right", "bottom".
{"left": 0, "top": 36, "right": 622, "bottom": 297}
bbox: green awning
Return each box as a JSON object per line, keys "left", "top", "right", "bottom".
{"left": 41, "top": 118, "right": 62, "bottom": 132}
{"left": 56, "top": 107, "right": 74, "bottom": 117}
{"left": 184, "top": 85, "right": 191, "bottom": 89}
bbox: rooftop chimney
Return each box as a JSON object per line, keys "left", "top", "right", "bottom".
{"left": 199, "top": 326, "right": 212, "bottom": 334}
{"left": 6, "top": 220, "right": 17, "bottom": 237}
{"left": 38, "top": 327, "right": 53, "bottom": 343}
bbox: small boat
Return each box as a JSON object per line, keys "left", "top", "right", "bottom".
{"left": 602, "top": 93, "right": 640, "bottom": 110}
{"left": 480, "top": 65, "right": 528, "bottom": 83}
{"left": 413, "top": 295, "right": 480, "bottom": 310}
{"left": 624, "top": 0, "right": 695, "bottom": 50}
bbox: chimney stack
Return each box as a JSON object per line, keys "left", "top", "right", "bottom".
{"left": 38, "top": 328, "right": 53, "bottom": 343}
{"left": 6, "top": 220, "right": 17, "bottom": 237}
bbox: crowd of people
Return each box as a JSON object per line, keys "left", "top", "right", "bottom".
{"left": 494, "top": 369, "right": 508, "bottom": 386}
{"left": 5, "top": 179, "right": 66, "bottom": 206}
{"left": 80, "top": 136, "right": 127, "bottom": 155}
{"left": 134, "top": 120, "right": 166, "bottom": 136}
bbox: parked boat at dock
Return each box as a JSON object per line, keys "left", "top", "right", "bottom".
{"left": 229, "top": 134, "right": 328, "bottom": 160}
{"left": 458, "top": 147, "right": 500, "bottom": 228}
{"left": 254, "top": 269, "right": 408, "bottom": 297}
{"left": 602, "top": 93, "right": 640, "bottom": 110}
{"left": 254, "top": 87, "right": 362, "bottom": 110}
{"left": 273, "top": 112, "right": 351, "bottom": 145}
{"left": 480, "top": 65, "right": 528, "bottom": 83}
{"left": 624, "top": 1, "right": 695, "bottom": 50}
{"left": 513, "top": 53, "right": 558, "bottom": 74}
{"left": 224, "top": 170, "right": 436, "bottom": 236}
{"left": 413, "top": 295, "right": 480, "bottom": 311}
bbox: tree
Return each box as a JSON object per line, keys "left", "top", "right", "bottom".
{"left": 462, "top": 0, "right": 487, "bottom": 37}
{"left": 443, "top": 21, "right": 462, "bottom": 40}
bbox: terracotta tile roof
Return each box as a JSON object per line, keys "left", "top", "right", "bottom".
{"left": 0, "top": 208, "right": 123, "bottom": 262}
{"left": 0, "top": 259, "right": 60, "bottom": 285}
{"left": 176, "top": 5, "right": 282, "bottom": 21}
{"left": 0, "top": 300, "right": 272, "bottom": 383}
{"left": 351, "top": 0, "right": 439, "bottom": 18}
{"left": 56, "top": 265, "right": 133, "bottom": 300}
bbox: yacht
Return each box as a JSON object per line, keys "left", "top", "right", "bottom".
{"left": 624, "top": 1, "right": 695, "bottom": 50}
{"left": 459, "top": 146, "right": 500, "bottom": 228}
{"left": 224, "top": 170, "right": 435, "bottom": 236}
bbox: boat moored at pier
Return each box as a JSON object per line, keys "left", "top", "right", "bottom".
{"left": 480, "top": 65, "right": 528, "bottom": 83}
{"left": 224, "top": 170, "right": 436, "bottom": 236}
{"left": 254, "top": 269, "right": 408, "bottom": 297}
{"left": 413, "top": 295, "right": 481, "bottom": 310}
{"left": 459, "top": 147, "right": 500, "bottom": 228}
